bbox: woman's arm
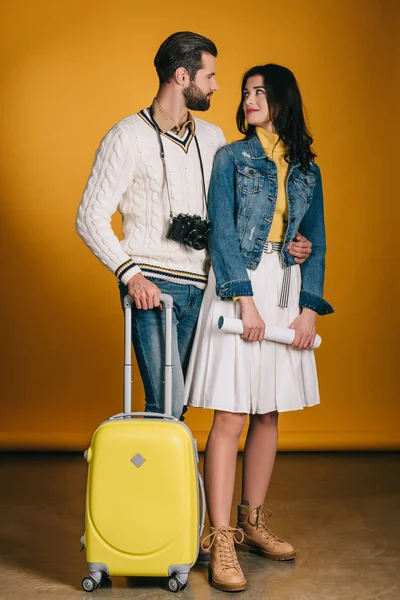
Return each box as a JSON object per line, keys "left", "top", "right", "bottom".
{"left": 289, "top": 168, "right": 333, "bottom": 349}
{"left": 297, "top": 170, "right": 333, "bottom": 316}
{"left": 208, "top": 147, "right": 253, "bottom": 298}
{"left": 208, "top": 147, "right": 265, "bottom": 341}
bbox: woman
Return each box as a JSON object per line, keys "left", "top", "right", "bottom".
{"left": 184, "top": 64, "right": 333, "bottom": 592}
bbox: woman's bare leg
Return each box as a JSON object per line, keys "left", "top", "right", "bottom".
{"left": 204, "top": 410, "right": 247, "bottom": 528}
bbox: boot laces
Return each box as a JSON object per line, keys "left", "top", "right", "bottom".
{"left": 201, "top": 527, "right": 244, "bottom": 571}
{"left": 249, "top": 506, "right": 278, "bottom": 540}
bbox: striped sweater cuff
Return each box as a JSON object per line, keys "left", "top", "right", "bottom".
{"left": 115, "top": 260, "right": 141, "bottom": 285}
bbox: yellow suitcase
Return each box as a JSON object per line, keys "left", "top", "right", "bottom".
{"left": 81, "top": 294, "right": 205, "bottom": 593}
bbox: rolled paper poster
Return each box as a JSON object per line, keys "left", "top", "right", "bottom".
{"left": 217, "top": 316, "right": 322, "bottom": 349}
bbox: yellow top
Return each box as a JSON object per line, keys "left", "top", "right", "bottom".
{"left": 256, "top": 127, "right": 289, "bottom": 243}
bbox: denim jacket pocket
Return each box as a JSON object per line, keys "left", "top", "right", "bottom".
{"left": 237, "top": 165, "right": 265, "bottom": 197}
{"left": 290, "top": 171, "right": 317, "bottom": 204}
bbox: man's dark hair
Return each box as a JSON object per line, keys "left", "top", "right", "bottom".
{"left": 154, "top": 31, "right": 217, "bottom": 85}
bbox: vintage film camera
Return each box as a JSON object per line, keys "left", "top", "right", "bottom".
{"left": 167, "top": 213, "right": 210, "bottom": 251}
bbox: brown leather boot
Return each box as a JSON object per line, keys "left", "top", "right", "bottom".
{"left": 236, "top": 504, "right": 296, "bottom": 561}
{"left": 201, "top": 526, "right": 247, "bottom": 592}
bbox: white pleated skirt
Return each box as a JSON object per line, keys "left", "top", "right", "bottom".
{"left": 184, "top": 251, "right": 320, "bottom": 414}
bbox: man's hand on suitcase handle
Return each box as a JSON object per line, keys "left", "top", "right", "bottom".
{"left": 127, "top": 273, "right": 162, "bottom": 310}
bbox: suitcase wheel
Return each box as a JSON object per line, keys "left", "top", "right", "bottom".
{"left": 81, "top": 576, "right": 99, "bottom": 593}
{"left": 81, "top": 573, "right": 111, "bottom": 592}
{"left": 168, "top": 574, "right": 188, "bottom": 592}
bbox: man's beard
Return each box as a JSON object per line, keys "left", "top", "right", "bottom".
{"left": 183, "top": 80, "right": 211, "bottom": 111}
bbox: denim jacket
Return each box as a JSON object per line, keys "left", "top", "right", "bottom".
{"left": 208, "top": 135, "right": 333, "bottom": 316}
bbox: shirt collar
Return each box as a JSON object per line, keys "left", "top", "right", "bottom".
{"left": 151, "top": 98, "right": 194, "bottom": 137}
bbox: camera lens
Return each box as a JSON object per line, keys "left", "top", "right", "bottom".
{"left": 193, "top": 238, "right": 208, "bottom": 250}
{"left": 190, "top": 235, "right": 208, "bottom": 251}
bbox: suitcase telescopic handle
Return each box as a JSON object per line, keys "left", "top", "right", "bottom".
{"left": 109, "top": 412, "right": 176, "bottom": 421}
{"left": 198, "top": 472, "right": 206, "bottom": 538}
{"left": 123, "top": 294, "right": 174, "bottom": 417}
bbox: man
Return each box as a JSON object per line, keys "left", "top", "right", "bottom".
{"left": 76, "top": 31, "right": 311, "bottom": 419}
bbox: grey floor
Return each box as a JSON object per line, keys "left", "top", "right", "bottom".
{"left": 0, "top": 452, "right": 399, "bottom": 600}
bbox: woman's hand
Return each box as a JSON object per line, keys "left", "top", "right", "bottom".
{"left": 239, "top": 297, "right": 265, "bottom": 342}
{"left": 289, "top": 308, "right": 317, "bottom": 349}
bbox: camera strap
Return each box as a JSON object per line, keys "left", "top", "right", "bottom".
{"left": 148, "top": 106, "right": 208, "bottom": 220}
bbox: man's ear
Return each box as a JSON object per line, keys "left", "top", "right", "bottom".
{"left": 175, "top": 67, "right": 188, "bottom": 87}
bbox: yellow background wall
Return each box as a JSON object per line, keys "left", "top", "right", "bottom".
{"left": 1, "top": 0, "right": 399, "bottom": 451}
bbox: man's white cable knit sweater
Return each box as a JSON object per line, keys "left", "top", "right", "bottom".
{"left": 76, "top": 109, "right": 226, "bottom": 287}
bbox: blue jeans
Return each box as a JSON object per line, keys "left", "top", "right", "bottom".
{"left": 119, "top": 279, "right": 204, "bottom": 419}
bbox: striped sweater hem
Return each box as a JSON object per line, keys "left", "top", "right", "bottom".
{"left": 138, "top": 263, "right": 207, "bottom": 289}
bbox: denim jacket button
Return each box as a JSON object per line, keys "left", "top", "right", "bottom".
{"left": 289, "top": 195, "right": 294, "bottom": 201}
{"left": 249, "top": 169, "right": 255, "bottom": 176}
{"left": 290, "top": 217, "right": 295, "bottom": 222}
